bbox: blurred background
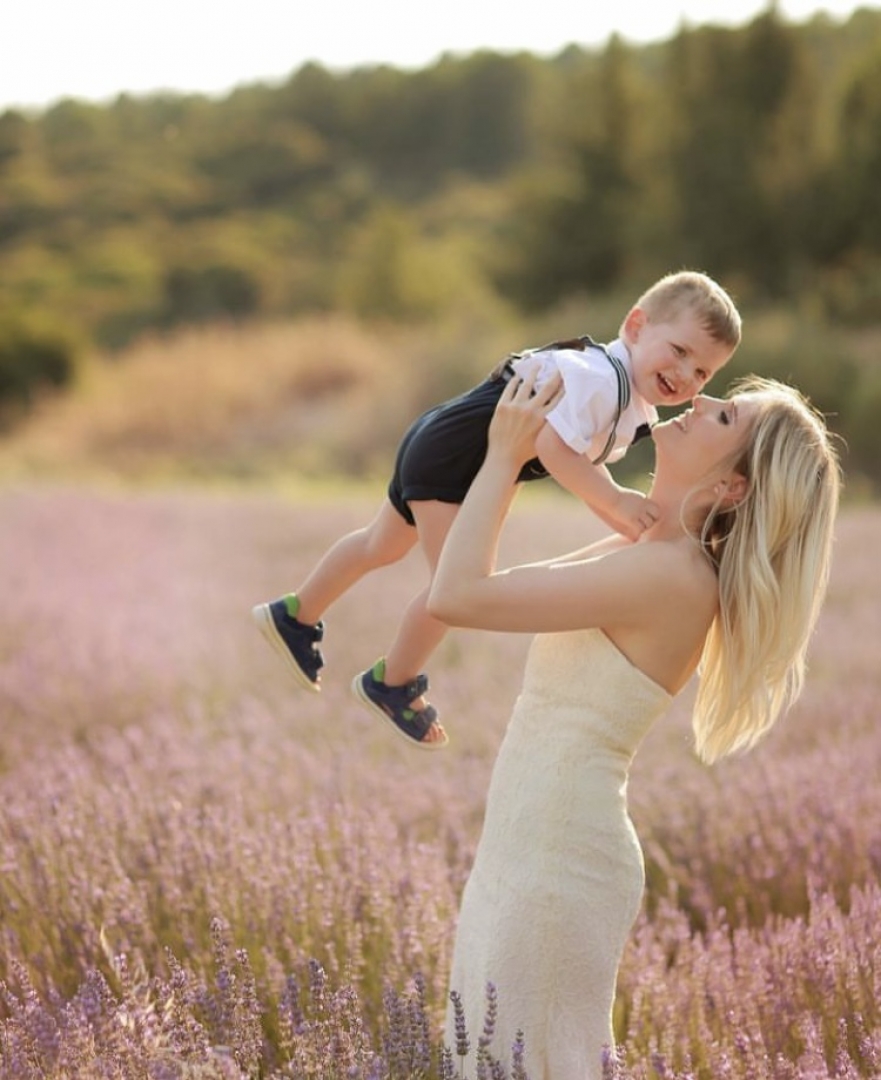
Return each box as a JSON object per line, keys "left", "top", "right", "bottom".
{"left": 1, "top": 0, "right": 880, "bottom": 494}
{"left": 1, "top": 9, "right": 880, "bottom": 1073}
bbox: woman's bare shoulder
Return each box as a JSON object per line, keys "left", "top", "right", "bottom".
{"left": 600, "top": 536, "right": 719, "bottom": 694}
{"left": 642, "top": 534, "right": 718, "bottom": 599}
{"left": 594, "top": 534, "right": 719, "bottom": 617}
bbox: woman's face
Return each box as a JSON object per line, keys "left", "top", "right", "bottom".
{"left": 653, "top": 393, "right": 757, "bottom": 481}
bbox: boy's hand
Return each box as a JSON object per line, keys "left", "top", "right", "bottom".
{"left": 597, "top": 488, "right": 660, "bottom": 541}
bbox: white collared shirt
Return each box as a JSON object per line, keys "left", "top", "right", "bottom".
{"left": 511, "top": 337, "right": 657, "bottom": 464}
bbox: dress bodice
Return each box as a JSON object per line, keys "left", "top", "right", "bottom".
{"left": 515, "top": 626, "right": 672, "bottom": 761}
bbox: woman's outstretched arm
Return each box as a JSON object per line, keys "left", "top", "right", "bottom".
{"left": 428, "top": 372, "right": 683, "bottom": 636}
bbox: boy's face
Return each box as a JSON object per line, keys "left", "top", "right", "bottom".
{"left": 622, "top": 306, "right": 734, "bottom": 407}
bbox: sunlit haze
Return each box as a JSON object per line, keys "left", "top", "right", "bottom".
{"left": 3, "top": 0, "right": 872, "bottom": 111}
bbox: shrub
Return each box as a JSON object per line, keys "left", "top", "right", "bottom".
{"left": 162, "top": 263, "right": 262, "bottom": 326}
{"left": 0, "top": 316, "right": 77, "bottom": 418}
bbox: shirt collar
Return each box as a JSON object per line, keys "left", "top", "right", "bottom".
{"left": 606, "top": 336, "right": 656, "bottom": 420}
{"left": 606, "top": 337, "right": 632, "bottom": 373}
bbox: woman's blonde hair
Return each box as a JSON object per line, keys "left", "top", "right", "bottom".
{"left": 692, "top": 376, "right": 841, "bottom": 763}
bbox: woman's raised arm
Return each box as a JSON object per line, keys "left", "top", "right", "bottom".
{"left": 427, "top": 373, "right": 692, "bottom": 637}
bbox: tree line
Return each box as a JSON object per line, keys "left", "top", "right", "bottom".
{"left": 0, "top": 5, "right": 879, "bottom": 477}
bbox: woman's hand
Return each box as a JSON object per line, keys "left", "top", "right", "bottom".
{"left": 429, "top": 366, "right": 564, "bottom": 629}
{"left": 487, "top": 367, "right": 565, "bottom": 466}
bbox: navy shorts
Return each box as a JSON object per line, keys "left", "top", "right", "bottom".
{"left": 387, "top": 376, "right": 549, "bottom": 526}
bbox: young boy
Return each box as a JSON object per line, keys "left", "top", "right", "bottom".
{"left": 252, "top": 270, "right": 741, "bottom": 749}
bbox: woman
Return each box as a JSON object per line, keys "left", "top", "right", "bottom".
{"left": 428, "top": 369, "right": 841, "bottom": 1079}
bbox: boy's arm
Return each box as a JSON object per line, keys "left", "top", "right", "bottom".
{"left": 534, "top": 423, "right": 658, "bottom": 540}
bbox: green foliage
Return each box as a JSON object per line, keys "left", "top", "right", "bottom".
{"left": 492, "top": 37, "right": 646, "bottom": 307}
{"left": 0, "top": 109, "right": 28, "bottom": 170}
{"left": 162, "top": 263, "right": 261, "bottom": 325}
{"left": 2, "top": 10, "right": 881, "bottom": 336}
{"left": 0, "top": 315, "right": 77, "bottom": 418}
{"left": 834, "top": 42, "right": 881, "bottom": 259}
{"left": 1, "top": 9, "right": 881, "bottom": 478}
{"left": 333, "top": 204, "right": 478, "bottom": 323}
{"left": 660, "top": 13, "right": 819, "bottom": 294}
{"left": 840, "top": 369, "right": 881, "bottom": 480}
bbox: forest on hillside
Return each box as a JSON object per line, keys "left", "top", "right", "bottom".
{"left": 0, "top": 5, "right": 880, "bottom": 484}
{"left": 3, "top": 6, "right": 881, "bottom": 341}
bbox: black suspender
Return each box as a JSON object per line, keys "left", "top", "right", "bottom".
{"left": 585, "top": 337, "right": 631, "bottom": 466}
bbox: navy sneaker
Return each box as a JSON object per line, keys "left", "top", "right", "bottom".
{"left": 252, "top": 594, "right": 324, "bottom": 693}
{"left": 351, "top": 658, "right": 448, "bottom": 750}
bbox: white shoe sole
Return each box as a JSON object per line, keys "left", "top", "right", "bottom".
{"left": 252, "top": 603, "right": 321, "bottom": 694}
{"left": 350, "top": 673, "right": 448, "bottom": 750}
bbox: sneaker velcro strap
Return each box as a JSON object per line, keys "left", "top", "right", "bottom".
{"left": 306, "top": 620, "right": 324, "bottom": 642}
{"left": 404, "top": 673, "right": 429, "bottom": 699}
{"left": 405, "top": 703, "right": 438, "bottom": 740}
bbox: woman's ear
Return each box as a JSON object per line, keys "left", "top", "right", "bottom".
{"left": 715, "top": 472, "right": 748, "bottom": 507}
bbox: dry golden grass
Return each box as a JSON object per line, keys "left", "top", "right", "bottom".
{"left": 4, "top": 301, "right": 872, "bottom": 495}
{"left": 0, "top": 316, "right": 433, "bottom": 484}
{"left": 0, "top": 311, "right": 542, "bottom": 487}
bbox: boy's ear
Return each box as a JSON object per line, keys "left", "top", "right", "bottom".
{"left": 622, "top": 306, "right": 647, "bottom": 343}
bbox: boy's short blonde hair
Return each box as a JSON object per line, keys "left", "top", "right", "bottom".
{"left": 632, "top": 270, "right": 742, "bottom": 349}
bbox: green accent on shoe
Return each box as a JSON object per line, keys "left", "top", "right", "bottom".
{"left": 283, "top": 594, "right": 301, "bottom": 618}
{"left": 351, "top": 659, "right": 448, "bottom": 750}
{"left": 252, "top": 596, "right": 324, "bottom": 693}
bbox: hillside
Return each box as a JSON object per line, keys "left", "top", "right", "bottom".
{"left": 0, "top": 303, "right": 878, "bottom": 493}
{"left": 1, "top": 7, "right": 880, "bottom": 354}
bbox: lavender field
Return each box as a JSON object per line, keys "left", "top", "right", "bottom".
{"left": 1, "top": 483, "right": 879, "bottom": 1079}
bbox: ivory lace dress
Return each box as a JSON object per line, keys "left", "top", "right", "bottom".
{"left": 445, "top": 628, "right": 672, "bottom": 1080}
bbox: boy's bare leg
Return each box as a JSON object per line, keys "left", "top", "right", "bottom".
{"left": 378, "top": 581, "right": 448, "bottom": 744}
{"left": 355, "top": 491, "right": 516, "bottom": 744}
{"left": 382, "top": 500, "right": 459, "bottom": 689}
{"left": 294, "top": 499, "right": 418, "bottom": 625}
{"left": 384, "top": 486, "right": 520, "bottom": 691}
{"left": 377, "top": 500, "right": 459, "bottom": 744}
